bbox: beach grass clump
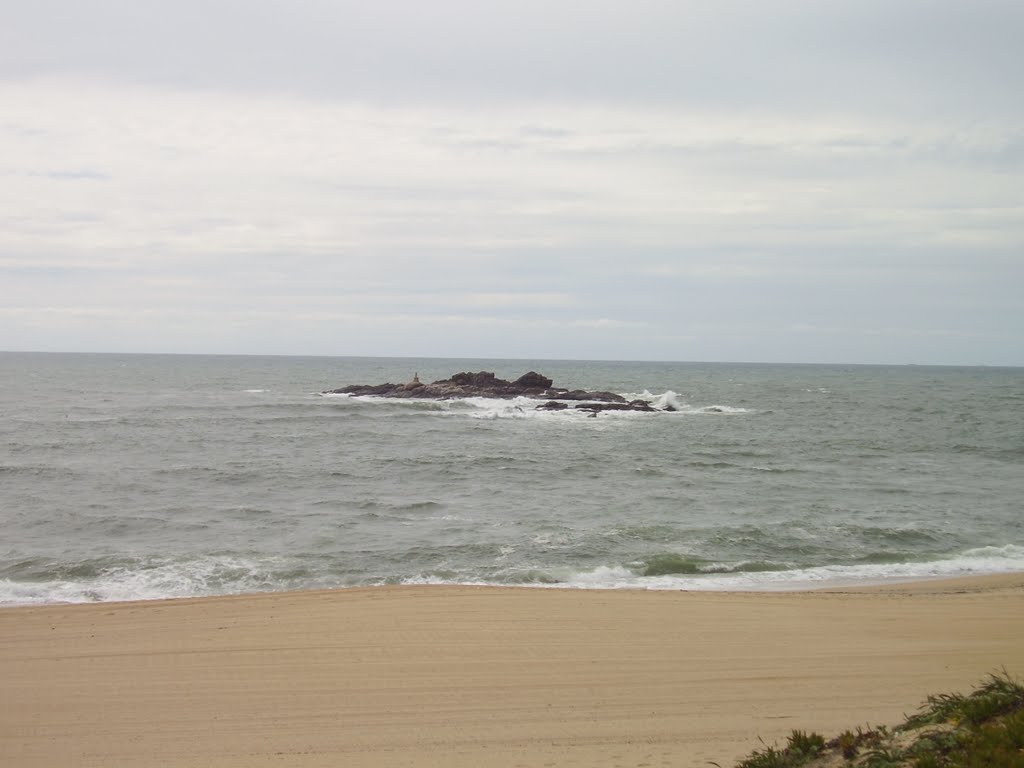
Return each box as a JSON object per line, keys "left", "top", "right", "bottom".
{"left": 904, "top": 670, "right": 1024, "bottom": 729}
{"left": 861, "top": 743, "right": 907, "bottom": 767}
{"left": 729, "top": 671, "right": 1024, "bottom": 768}
{"left": 831, "top": 726, "right": 886, "bottom": 760}
{"left": 906, "top": 707, "right": 1024, "bottom": 768}
{"left": 733, "top": 730, "right": 827, "bottom": 768}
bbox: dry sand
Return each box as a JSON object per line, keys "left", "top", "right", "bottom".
{"left": 2, "top": 574, "right": 1023, "bottom": 768}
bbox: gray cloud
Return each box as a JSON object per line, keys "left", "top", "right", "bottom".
{"left": 4, "top": 1, "right": 1022, "bottom": 115}
{"left": 1, "top": 2, "right": 1022, "bottom": 364}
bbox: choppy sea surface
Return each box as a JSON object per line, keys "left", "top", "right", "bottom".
{"left": 1, "top": 352, "right": 1022, "bottom": 605}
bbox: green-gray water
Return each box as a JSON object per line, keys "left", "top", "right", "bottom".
{"left": 2, "top": 352, "right": 1022, "bottom": 603}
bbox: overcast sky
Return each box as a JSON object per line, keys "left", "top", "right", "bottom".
{"left": 2, "top": 1, "right": 1022, "bottom": 364}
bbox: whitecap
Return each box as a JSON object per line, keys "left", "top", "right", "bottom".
{"left": 0, "top": 554, "right": 302, "bottom": 606}
{"left": 699, "top": 405, "right": 750, "bottom": 414}
{"left": 468, "top": 545, "right": 1024, "bottom": 593}
{"left": 619, "top": 390, "right": 685, "bottom": 411}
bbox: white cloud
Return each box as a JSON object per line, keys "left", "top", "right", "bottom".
{"left": 3, "top": 78, "right": 1019, "bottom": 260}
{"left": 1, "top": 1, "right": 1022, "bottom": 364}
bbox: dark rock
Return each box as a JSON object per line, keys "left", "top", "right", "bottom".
{"left": 331, "top": 383, "right": 401, "bottom": 396}
{"left": 536, "top": 401, "right": 568, "bottom": 410}
{"left": 400, "top": 372, "right": 424, "bottom": 391}
{"left": 514, "top": 371, "right": 553, "bottom": 389}
{"left": 575, "top": 399, "right": 658, "bottom": 414}
{"left": 449, "top": 371, "right": 497, "bottom": 387}
{"left": 322, "top": 371, "right": 671, "bottom": 415}
{"left": 550, "top": 389, "right": 626, "bottom": 403}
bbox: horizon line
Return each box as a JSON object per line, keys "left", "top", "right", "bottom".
{"left": 2, "top": 349, "right": 1019, "bottom": 370}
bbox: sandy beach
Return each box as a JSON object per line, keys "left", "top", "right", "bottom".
{"left": 2, "top": 574, "right": 1023, "bottom": 768}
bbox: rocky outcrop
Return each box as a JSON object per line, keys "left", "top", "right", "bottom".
{"left": 323, "top": 371, "right": 674, "bottom": 414}
{"left": 327, "top": 370, "right": 573, "bottom": 400}
{"left": 536, "top": 398, "right": 664, "bottom": 415}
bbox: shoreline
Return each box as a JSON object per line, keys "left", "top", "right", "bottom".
{"left": 7, "top": 565, "right": 1024, "bottom": 609}
{"left": 3, "top": 573, "right": 1023, "bottom": 767}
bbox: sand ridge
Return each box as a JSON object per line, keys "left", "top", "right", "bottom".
{"left": 2, "top": 574, "right": 1023, "bottom": 768}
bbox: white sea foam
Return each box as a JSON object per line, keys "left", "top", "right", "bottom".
{"left": 439, "top": 396, "right": 656, "bottom": 420}
{"left": 552, "top": 545, "right": 1024, "bottom": 591}
{"left": 454, "top": 396, "right": 545, "bottom": 419}
{"left": 651, "top": 391, "right": 685, "bottom": 411}
{"left": 5, "top": 544, "right": 1022, "bottom": 606}
{"left": 699, "top": 404, "right": 750, "bottom": 414}
{"left": 0, "top": 555, "right": 305, "bottom": 606}
{"left": 390, "top": 545, "right": 1024, "bottom": 592}
{"left": 620, "top": 390, "right": 749, "bottom": 414}
{"left": 421, "top": 392, "right": 696, "bottom": 420}
{"left": 620, "top": 390, "right": 684, "bottom": 410}
{"left": 326, "top": 391, "right": 696, "bottom": 419}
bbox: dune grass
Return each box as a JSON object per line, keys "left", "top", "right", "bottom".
{"left": 724, "top": 671, "right": 1024, "bottom": 768}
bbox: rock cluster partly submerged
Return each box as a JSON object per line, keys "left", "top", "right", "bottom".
{"left": 323, "top": 371, "right": 674, "bottom": 414}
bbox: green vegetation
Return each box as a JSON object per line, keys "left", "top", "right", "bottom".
{"left": 725, "top": 730, "right": 828, "bottom": 768}
{"left": 727, "top": 671, "right": 1024, "bottom": 768}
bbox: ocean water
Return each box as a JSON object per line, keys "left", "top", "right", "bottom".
{"left": 1, "top": 352, "right": 1022, "bottom": 605}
